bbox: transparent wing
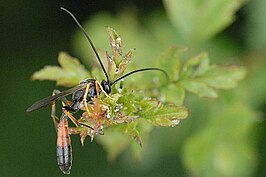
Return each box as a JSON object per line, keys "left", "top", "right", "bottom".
{"left": 26, "top": 84, "right": 87, "bottom": 112}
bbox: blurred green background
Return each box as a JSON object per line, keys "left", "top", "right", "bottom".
{"left": 1, "top": 0, "right": 266, "bottom": 176}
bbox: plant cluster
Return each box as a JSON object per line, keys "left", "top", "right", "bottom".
{"left": 31, "top": 27, "right": 245, "bottom": 159}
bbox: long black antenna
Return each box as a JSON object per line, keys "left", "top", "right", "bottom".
{"left": 110, "top": 68, "right": 169, "bottom": 86}
{"left": 60, "top": 7, "right": 110, "bottom": 83}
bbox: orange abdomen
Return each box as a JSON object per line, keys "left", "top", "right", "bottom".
{"left": 57, "top": 113, "right": 72, "bottom": 174}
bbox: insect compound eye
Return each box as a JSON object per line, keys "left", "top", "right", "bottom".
{"left": 101, "top": 80, "right": 111, "bottom": 94}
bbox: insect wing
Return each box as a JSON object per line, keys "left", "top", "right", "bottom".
{"left": 26, "top": 84, "right": 87, "bottom": 112}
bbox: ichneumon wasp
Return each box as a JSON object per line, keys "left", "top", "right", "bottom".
{"left": 26, "top": 7, "right": 169, "bottom": 174}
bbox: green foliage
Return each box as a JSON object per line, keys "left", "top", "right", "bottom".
{"left": 105, "top": 27, "right": 136, "bottom": 81}
{"left": 246, "top": 0, "right": 266, "bottom": 49}
{"left": 180, "top": 53, "right": 246, "bottom": 98}
{"left": 163, "top": 0, "right": 248, "bottom": 44}
{"left": 28, "top": 1, "right": 265, "bottom": 176}
{"left": 31, "top": 27, "right": 246, "bottom": 163}
{"left": 155, "top": 48, "right": 246, "bottom": 103}
{"left": 31, "top": 52, "right": 91, "bottom": 86}
{"left": 183, "top": 94, "right": 257, "bottom": 177}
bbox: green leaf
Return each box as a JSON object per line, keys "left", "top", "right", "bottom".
{"left": 31, "top": 52, "right": 91, "bottom": 86}
{"left": 160, "top": 83, "right": 185, "bottom": 105}
{"left": 181, "top": 52, "right": 210, "bottom": 79}
{"left": 180, "top": 80, "right": 218, "bottom": 98}
{"left": 155, "top": 46, "right": 181, "bottom": 82}
{"left": 104, "top": 27, "right": 136, "bottom": 81}
{"left": 143, "top": 104, "right": 189, "bottom": 127}
{"left": 106, "top": 26, "right": 123, "bottom": 59}
{"left": 125, "top": 123, "right": 143, "bottom": 147}
{"left": 199, "top": 65, "right": 247, "bottom": 89}
{"left": 138, "top": 99, "right": 160, "bottom": 115}
{"left": 109, "top": 122, "right": 143, "bottom": 147}
{"left": 163, "top": 0, "right": 247, "bottom": 44}
{"left": 179, "top": 53, "right": 246, "bottom": 98}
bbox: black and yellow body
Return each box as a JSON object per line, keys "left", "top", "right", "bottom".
{"left": 26, "top": 79, "right": 110, "bottom": 113}
{"left": 64, "top": 79, "right": 110, "bottom": 112}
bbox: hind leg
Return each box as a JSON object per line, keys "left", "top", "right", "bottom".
{"left": 51, "top": 90, "right": 79, "bottom": 131}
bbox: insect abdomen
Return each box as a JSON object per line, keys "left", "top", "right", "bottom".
{"left": 57, "top": 113, "right": 72, "bottom": 174}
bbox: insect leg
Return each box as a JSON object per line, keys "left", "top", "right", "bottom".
{"left": 51, "top": 102, "right": 59, "bottom": 132}
{"left": 51, "top": 90, "right": 72, "bottom": 131}
{"left": 64, "top": 111, "right": 80, "bottom": 127}
{"left": 51, "top": 90, "right": 62, "bottom": 131}
{"left": 95, "top": 80, "right": 100, "bottom": 98}
{"left": 65, "top": 111, "right": 95, "bottom": 146}
{"left": 82, "top": 83, "right": 91, "bottom": 113}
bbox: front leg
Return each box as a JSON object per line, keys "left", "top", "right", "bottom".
{"left": 82, "top": 83, "right": 91, "bottom": 113}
